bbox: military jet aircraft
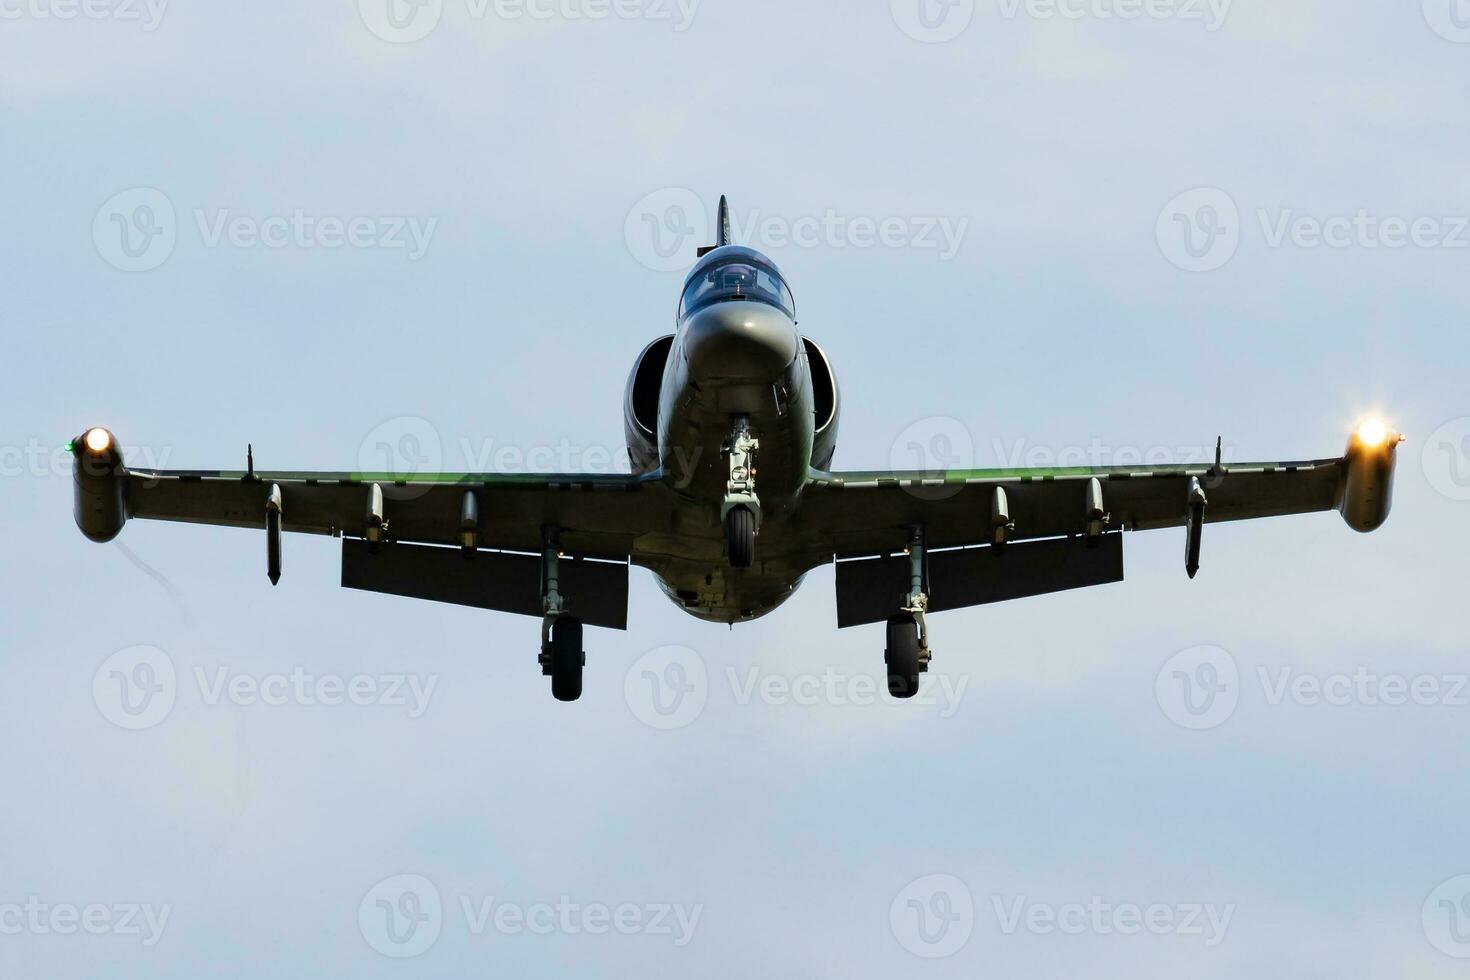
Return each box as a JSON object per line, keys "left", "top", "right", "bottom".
{"left": 72, "top": 196, "right": 1402, "bottom": 701}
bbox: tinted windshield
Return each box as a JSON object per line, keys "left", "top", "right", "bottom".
{"left": 680, "top": 258, "right": 794, "bottom": 319}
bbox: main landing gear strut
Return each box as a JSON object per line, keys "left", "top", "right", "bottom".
{"left": 537, "top": 526, "right": 585, "bottom": 702}
{"left": 722, "top": 416, "right": 760, "bottom": 569}
{"left": 885, "top": 526, "right": 933, "bottom": 699}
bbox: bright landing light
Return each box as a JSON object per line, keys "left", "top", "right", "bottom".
{"left": 83, "top": 427, "right": 112, "bottom": 453}
{"left": 1354, "top": 418, "right": 1390, "bottom": 448}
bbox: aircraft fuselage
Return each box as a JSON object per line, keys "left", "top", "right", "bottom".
{"left": 630, "top": 246, "right": 833, "bottom": 623}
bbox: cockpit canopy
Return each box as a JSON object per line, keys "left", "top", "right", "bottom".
{"left": 679, "top": 246, "right": 795, "bottom": 321}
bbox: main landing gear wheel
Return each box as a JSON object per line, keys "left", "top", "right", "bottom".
{"left": 885, "top": 614, "right": 923, "bottom": 700}
{"left": 543, "top": 616, "right": 585, "bottom": 702}
{"left": 726, "top": 505, "right": 755, "bottom": 569}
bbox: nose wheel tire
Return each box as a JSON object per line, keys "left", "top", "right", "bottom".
{"left": 726, "top": 505, "right": 755, "bottom": 569}
{"left": 544, "top": 616, "right": 585, "bottom": 702}
{"left": 885, "top": 614, "right": 923, "bottom": 700}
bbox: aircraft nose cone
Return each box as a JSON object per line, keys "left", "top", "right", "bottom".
{"left": 683, "top": 302, "right": 799, "bottom": 382}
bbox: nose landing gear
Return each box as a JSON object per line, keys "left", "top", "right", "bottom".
{"left": 721, "top": 416, "right": 761, "bottom": 569}
{"left": 725, "top": 505, "right": 755, "bottom": 569}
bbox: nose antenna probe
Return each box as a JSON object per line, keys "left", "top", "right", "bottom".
{"left": 697, "top": 194, "right": 733, "bottom": 258}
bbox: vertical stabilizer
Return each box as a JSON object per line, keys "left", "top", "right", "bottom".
{"left": 697, "top": 195, "right": 733, "bottom": 258}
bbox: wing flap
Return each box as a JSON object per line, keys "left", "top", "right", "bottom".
{"left": 835, "top": 533, "right": 1123, "bottom": 627}
{"left": 341, "top": 539, "right": 629, "bottom": 630}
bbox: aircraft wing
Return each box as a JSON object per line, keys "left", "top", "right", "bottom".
{"left": 800, "top": 431, "right": 1400, "bottom": 627}
{"left": 121, "top": 466, "right": 665, "bottom": 559}
{"left": 803, "top": 457, "right": 1344, "bottom": 555}
{"left": 72, "top": 429, "right": 668, "bottom": 629}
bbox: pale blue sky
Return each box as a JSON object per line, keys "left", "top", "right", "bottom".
{"left": 3, "top": 0, "right": 1470, "bottom": 976}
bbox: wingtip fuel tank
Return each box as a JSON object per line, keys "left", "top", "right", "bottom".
{"left": 72, "top": 427, "right": 127, "bottom": 543}
{"left": 1339, "top": 419, "right": 1402, "bottom": 533}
